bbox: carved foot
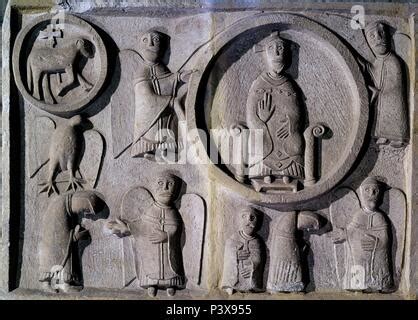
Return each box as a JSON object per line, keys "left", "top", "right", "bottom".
{"left": 375, "top": 137, "right": 389, "bottom": 145}
{"left": 282, "top": 176, "right": 291, "bottom": 184}
{"left": 225, "top": 288, "right": 234, "bottom": 296}
{"left": 59, "top": 283, "right": 83, "bottom": 293}
{"left": 40, "top": 281, "right": 58, "bottom": 293}
{"left": 39, "top": 180, "right": 59, "bottom": 197}
{"left": 147, "top": 286, "right": 157, "bottom": 297}
{"left": 144, "top": 152, "right": 155, "bottom": 160}
{"left": 166, "top": 287, "right": 176, "bottom": 297}
{"left": 263, "top": 175, "right": 272, "bottom": 184}
{"left": 66, "top": 176, "right": 85, "bottom": 192}
{"left": 389, "top": 140, "right": 405, "bottom": 148}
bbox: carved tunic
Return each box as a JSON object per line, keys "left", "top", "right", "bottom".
{"left": 221, "top": 231, "right": 265, "bottom": 292}
{"left": 131, "top": 61, "right": 179, "bottom": 157}
{"left": 130, "top": 202, "right": 185, "bottom": 289}
{"left": 38, "top": 193, "right": 78, "bottom": 284}
{"left": 344, "top": 209, "right": 392, "bottom": 291}
{"left": 247, "top": 73, "right": 305, "bottom": 179}
{"left": 368, "top": 53, "right": 408, "bottom": 143}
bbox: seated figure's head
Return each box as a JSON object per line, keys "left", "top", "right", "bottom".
{"left": 264, "top": 32, "right": 286, "bottom": 75}
{"left": 139, "top": 30, "right": 166, "bottom": 63}
{"left": 71, "top": 190, "right": 105, "bottom": 215}
{"left": 365, "top": 21, "right": 390, "bottom": 56}
{"left": 359, "top": 177, "right": 382, "bottom": 212}
{"left": 153, "top": 172, "right": 180, "bottom": 206}
{"left": 239, "top": 208, "right": 262, "bottom": 236}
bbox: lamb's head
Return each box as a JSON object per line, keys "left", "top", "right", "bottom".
{"left": 76, "top": 39, "right": 94, "bottom": 59}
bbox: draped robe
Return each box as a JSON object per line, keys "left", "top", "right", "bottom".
{"left": 129, "top": 202, "right": 185, "bottom": 289}
{"left": 247, "top": 73, "right": 305, "bottom": 180}
{"left": 343, "top": 209, "right": 392, "bottom": 291}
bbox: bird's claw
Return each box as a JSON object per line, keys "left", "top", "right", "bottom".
{"left": 66, "top": 177, "right": 85, "bottom": 192}
{"left": 38, "top": 181, "right": 59, "bottom": 197}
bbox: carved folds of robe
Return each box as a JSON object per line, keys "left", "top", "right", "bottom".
{"left": 132, "top": 61, "right": 180, "bottom": 157}
{"left": 38, "top": 193, "right": 79, "bottom": 285}
{"left": 343, "top": 209, "right": 392, "bottom": 291}
{"left": 367, "top": 53, "right": 408, "bottom": 143}
{"left": 267, "top": 211, "right": 304, "bottom": 292}
{"left": 247, "top": 73, "right": 305, "bottom": 180}
{"left": 221, "top": 231, "right": 265, "bottom": 292}
{"left": 129, "top": 202, "right": 185, "bottom": 289}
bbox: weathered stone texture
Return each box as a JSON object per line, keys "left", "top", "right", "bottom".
{"left": 1, "top": 1, "right": 417, "bottom": 299}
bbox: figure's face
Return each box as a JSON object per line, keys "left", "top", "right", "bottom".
{"left": 366, "top": 24, "right": 389, "bottom": 56}
{"left": 139, "top": 32, "right": 163, "bottom": 63}
{"left": 240, "top": 210, "right": 258, "bottom": 236}
{"left": 360, "top": 183, "right": 380, "bottom": 211}
{"left": 265, "top": 39, "right": 285, "bottom": 74}
{"left": 154, "top": 175, "right": 177, "bottom": 205}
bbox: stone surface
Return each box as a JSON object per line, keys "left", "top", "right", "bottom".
{"left": 1, "top": 0, "right": 417, "bottom": 300}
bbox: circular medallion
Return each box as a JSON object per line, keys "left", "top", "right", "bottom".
{"left": 186, "top": 13, "right": 369, "bottom": 206}
{"left": 12, "top": 13, "right": 108, "bottom": 117}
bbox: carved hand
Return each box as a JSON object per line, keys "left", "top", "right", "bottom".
{"left": 240, "top": 266, "right": 252, "bottom": 279}
{"left": 148, "top": 229, "right": 168, "bottom": 244}
{"left": 73, "top": 225, "right": 90, "bottom": 241}
{"left": 361, "top": 234, "right": 378, "bottom": 251}
{"left": 106, "top": 218, "right": 131, "bottom": 238}
{"left": 178, "top": 69, "right": 197, "bottom": 83}
{"left": 328, "top": 227, "right": 346, "bottom": 243}
{"left": 237, "top": 250, "right": 251, "bottom": 261}
{"left": 256, "top": 92, "right": 275, "bottom": 123}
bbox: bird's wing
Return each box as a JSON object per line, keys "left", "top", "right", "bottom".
{"left": 111, "top": 49, "right": 144, "bottom": 159}
{"left": 382, "top": 187, "right": 407, "bottom": 288}
{"left": 178, "top": 193, "right": 206, "bottom": 288}
{"left": 78, "top": 129, "right": 105, "bottom": 189}
{"left": 120, "top": 186, "right": 154, "bottom": 288}
{"left": 29, "top": 116, "right": 56, "bottom": 179}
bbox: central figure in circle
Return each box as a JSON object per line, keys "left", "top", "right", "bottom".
{"left": 246, "top": 32, "right": 306, "bottom": 193}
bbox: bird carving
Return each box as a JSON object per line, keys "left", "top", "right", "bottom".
{"left": 30, "top": 115, "right": 104, "bottom": 197}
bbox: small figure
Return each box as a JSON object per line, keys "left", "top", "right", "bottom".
{"left": 221, "top": 208, "right": 266, "bottom": 295}
{"left": 267, "top": 211, "right": 320, "bottom": 293}
{"left": 39, "top": 190, "right": 105, "bottom": 293}
{"left": 330, "top": 177, "right": 393, "bottom": 292}
{"left": 106, "top": 173, "right": 186, "bottom": 297}
{"left": 246, "top": 32, "right": 306, "bottom": 192}
{"left": 364, "top": 21, "right": 408, "bottom": 148}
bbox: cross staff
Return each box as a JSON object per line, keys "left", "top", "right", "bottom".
{"left": 39, "top": 23, "right": 63, "bottom": 47}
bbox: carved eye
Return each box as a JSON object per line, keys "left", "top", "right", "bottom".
{"left": 268, "top": 45, "right": 274, "bottom": 51}
{"left": 249, "top": 215, "right": 255, "bottom": 221}
{"left": 153, "top": 36, "right": 160, "bottom": 43}
{"left": 168, "top": 182, "right": 174, "bottom": 186}
{"left": 256, "top": 89, "right": 265, "bottom": 94}
{"left": 143, "top": 37, "right": 148, "bottom": 43}
{"left": 370, "top": 34, "right": 376, "bottom": 39}
{"left": 158, "top": 181, "right": 164, "bottom": 186}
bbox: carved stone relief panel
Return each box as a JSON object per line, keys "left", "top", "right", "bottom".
{"left": 1, "top": 1, "right": 415, "bottom": 300}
